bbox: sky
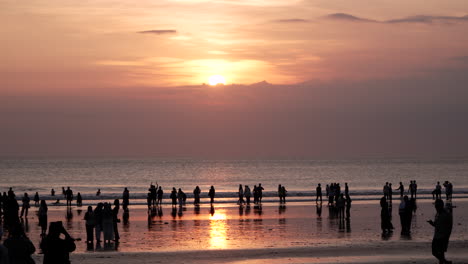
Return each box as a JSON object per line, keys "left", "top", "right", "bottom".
{"left": 1, "top": 0, "right": 468, "bottom": 158}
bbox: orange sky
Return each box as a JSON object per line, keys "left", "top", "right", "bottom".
{"left": 1, "top": 0, "right": 468, "bottom": 157}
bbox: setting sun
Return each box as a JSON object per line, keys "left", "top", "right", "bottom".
{"left": 208, "top": 75, "right": 226, "bottom": 86}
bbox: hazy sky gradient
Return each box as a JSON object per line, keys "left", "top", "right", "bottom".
{"left": 1, "top": 0, "right": 468, "bottom": 157}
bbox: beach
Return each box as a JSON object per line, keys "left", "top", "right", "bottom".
{"left": 14, "top": 199, "right": 468, "bottom": 263}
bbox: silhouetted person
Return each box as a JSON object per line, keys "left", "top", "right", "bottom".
{"left": 428, "top": 199, "right": 453, "bottom": 264}
{"left": 84, "top": 206, "right": 95, "bottom": 245}
{"left": 280, "top": 186, "right": 287, "bottom": 203}
{"left": 193, "top": 186, "right": 201, "bottom": 205}
{"left": 244, "top": 185, "right": 251, "bottom": 205}
{"left": 396, "top": 182, "right": 404, "bottom": 198}
{"left": 112, "top": 199, "right": 120, "bottom": 242}
{"left": 146, "top": 193, "right": 152, "bottom": 211}
{"left": 345, "top": 195, "right": 352, "bottom": 220}
{"left": 96, "top": 189, "right": 101, "bottom": 196}
{"left": 257, "top": 184, "right": 264, "bottom": 203}
{"left": 0, "top": 243, "right": 8, "bottom": 264}
{"left": 399, "top": 195, "right": 412, "bottom": 235}
{"left": 170, "top": 188, "right": 178, "bottom": 207}
{"left": 178, "top": 188, "right": 186, "bottom": 206}
{"left": 65, "top": 187, "right": 73, "bottom": 207}
{"left": 76, "top": 193, "right": 82, "bottom": 207}
{"left": 253, "top": 185, "right": 258, "bottom": 204}
{"left": 20, "top": 193, "right": 30, "bottom": 218}
{"left": 8, "top": 188, "right": 15, "bottom": 198}
{"left": 380, "top": 196, "right": 393, "bottom": 234}
{"left": 123, "top": 188, "right": 130, "bottom": 210}
{"left": 238, "top": 185, "right": 245, "bottom": 205}
{"left": 344, "top": 183, "right": 349, "bottom": 197}
{"left": 443, "top": 181, "right": 453, "bottom": 201}
{"left": 102, "top": 203, "right": 114, "bottom": 244}
{"left": 33, "top": 192, "right": 40, "bottom": 207}
{"left": 208, "top": 186, "right": 215, "bottom": 204}
{"left": 388, "top": 183, "right": 393, "bottom": 203}
{"left": 409, "top": 181, "right": 416, "bottom": 199}
{"left": 383, "top": 182, "right": 389, "bottom": 200}
{"left": 3, "top": 224, "right": 35, "bottom": 264}
{"left": 41, "top": 221, "right": 76, "bottom": 264}
{"left": 94, "top": 203, "right": 104, "bottom": 243}
{"left": 38, "top": 200, "right": 48, "bottom": 237}
{"left": 4, "top": 192, "right": 20, "bottom": 227}
{"left": 316, "top": 184, "right": 322, "bottom": 202}
{"left": 336, "top": 194, "right": 345, "bottom": 219}
{"left": 157, "top": 187, "right": 163, "bottom": 205}
{"left": 149, "top": 183, "right": 157, "bottom": 206}
{"left": 50, "top": 189, "right": 55, "bottom": 197}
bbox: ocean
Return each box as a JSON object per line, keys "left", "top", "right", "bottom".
{"left": 1, "top": 158, "right": 467, "bottom": 204}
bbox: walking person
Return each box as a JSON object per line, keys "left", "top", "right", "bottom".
{"left": 20, "top": 193, "right": 30, "bottom": 218}
{"left": 33, "top": 192, "right": 40, "bottom": 207}
{"left": 316, "top": 183, "right": 322, "bottom": 203}
{"left": 428, "top": 199, "right": 453, "bottom": 264}
{"left": 208, "top": 186, "right": 215, "bottom": 204}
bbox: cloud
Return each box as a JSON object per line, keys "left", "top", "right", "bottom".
{"left": 386, "top": 15, "right": 468, "bottom": 24}
{"left": 324, "top": 13, "right": 376, "bottom": 23}
{"left": 272, "top": 18, "right": 310, "bottom": 23}
{"left": 137, "top": 30, "right": 177, "bottom": 35}
{"left": 324, "top": 13, "right": 468, "bottom": 25}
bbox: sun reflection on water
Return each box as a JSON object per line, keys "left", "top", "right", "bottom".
{"left": 209, "top": 209, "right": 227, "bottom": 249}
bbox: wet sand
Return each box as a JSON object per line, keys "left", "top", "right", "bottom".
{"left": 15, "top": 199, "right": 468, "bottom": 263}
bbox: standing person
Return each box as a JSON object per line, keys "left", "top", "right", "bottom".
{"left": 193, "top": 186, "right": 201, "bottom": 205}
{"left": 409, "top": 181, "right": 415, "bottom": 199}
{"left": 84, "top": 206, "right": 95, "bottom": 245}
{"left": 177, "top": 188, "right": 185, "bottom": 207}
{"left": 3, "top": 224, "right": 35, "bottom": 264}
{"left": 413, "top": 180, "right": 418, "bottom": 199}
{"left": 122, "top": 188, "right": 130, "bottom": 210}
{"left": 443, "top": 181, "right": 453, "bottom": 201}
{"left": 344, "top": 183, "right": 349, "bottom": 197}
{"left": 101, "top": 203, "right": 114, "bottom": 244}
{"left": 76, "top": 193, "right": 82, "bottom": 207}
{"left": 257, "top": 184, "right": 264, "bottom": 203}
{"left": 170, "top": 188, "right": 178, "bottom": 207}
{"left": 336, "top": 194, "right": 345, "bottom": 219}
{"left": 396, "top": 182, "right": 404, "bottom": 198}
{"left": 435, "top": 182, "right": 442, "bottom": 200}
{"left": 253, "top": 185, "right": 258, "bottom": 204}
{"left": 244, "top": 185, "right": 251, "bottom": 205}
{"left": 149, "top": 184, "right": 157, "bottom": 206}
{"left": 428, "top": 199, "right": 453, "bottom": 264}
{"left": 388, "top": 183, "right": 393, "bottom": 203}
{"left": 281, "top": 186, "right": 287, "bottom": 203}
{"left": 399, "top": 195, "right": 413, "bottom": 235}
{"left": 325, "top": 184, "right": 330, "bottom": 205}
{"left": 96, "top": 189, "right": 101, "bottom": 196}
{"left": 157, "top": 187, "right": 164, "bottom": 205}
{"left": 345, "top": 195, "right": 352, "bottom": 220}
{"left": 380, "top": 196, "right": 393, "bottom": 234}
{"left": 94, "top": 203, "right": 104, "bottom": 243}
{"left": 112, "top": 199, "right": 120, "bottom": 242}
{"left": 20, "top": 193, "right": 30, "bottom": 218}
{"left": 208, "top": 186, "right": 215, "bottom": 204}
{"left": 65, "top": 187, "right": 73, "bottom": 207}
{"left": 316, "top": 184, "right": 322, "bottom": 203}
{"left": 38, "top": 200, "right": 48, "bottom": 237}
{"left": 33, "top": 192, "right": 40, "bottom": 207}
{"left": 40, "top": 221, "right": 76, "bottom": 264}
{"left": 238, "top": 185, "right": 245, "bottom": 205}
{"left": 50, "top": 189, "right": 55, "bottom": 197}
{"left": 383, "top": 182, "right": 389, "bottom": 200}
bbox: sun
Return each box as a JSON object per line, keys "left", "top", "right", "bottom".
{"left": 208, "top": 75, "right": 226, "bottom": 86}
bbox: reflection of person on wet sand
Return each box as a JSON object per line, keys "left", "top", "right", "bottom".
{"left": 316, "top": 202, "right": 322, "bottom": 217}
{"left": 428, "top": 199, "right": 453, "bottom": 264}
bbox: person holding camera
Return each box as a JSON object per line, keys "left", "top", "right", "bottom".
{"left": 40, "top": 221, "right": 76, "bottom": 264}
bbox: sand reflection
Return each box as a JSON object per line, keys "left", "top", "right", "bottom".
{"left": 209, "top": 209, "right": 227, "bottom": 249}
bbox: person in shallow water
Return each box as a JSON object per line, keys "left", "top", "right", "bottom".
{"left": 428, "top": 199, "right": 453, "bottom": 264}
{"left": 208, "top": 186, "right": 215, "bottom": 204}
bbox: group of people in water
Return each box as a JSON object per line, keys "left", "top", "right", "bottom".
{"left": 379, "top": 180, "right": 454, "bottom": 264}
{"left": 0, "top": 179, "right": 456, "bottom": 264}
